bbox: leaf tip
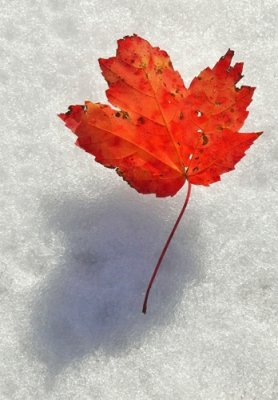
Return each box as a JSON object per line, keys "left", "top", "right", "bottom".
{"left": 57, "top": 112, "right": 66, "bottom": 121}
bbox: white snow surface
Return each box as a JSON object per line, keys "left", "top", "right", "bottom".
{"left": 0, "top": 1, "right": 277, "bottom": 399}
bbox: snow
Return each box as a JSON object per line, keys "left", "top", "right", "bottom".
{"left": 0, "top": 0, "right": 277, "bottom": 399}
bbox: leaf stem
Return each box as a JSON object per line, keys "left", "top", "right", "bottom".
{"left": 142, "top": 181, "right": 192, "bottom": 314}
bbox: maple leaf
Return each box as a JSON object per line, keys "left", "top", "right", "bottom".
{"left": 59, "top": 34, "right": 262, "bottom": 313}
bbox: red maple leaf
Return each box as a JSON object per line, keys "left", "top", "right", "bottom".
{"left": 59, "top": 34, "right": 262, "bottom": 313}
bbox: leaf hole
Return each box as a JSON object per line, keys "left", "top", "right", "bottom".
{"left": 122, "top": 111, "right": 129, "bottom": 119}
{"left": 196, "top": 110, "right": 203, "bottom": 117}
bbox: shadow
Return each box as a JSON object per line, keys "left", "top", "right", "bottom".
{"left": 31, "top": 187, "right": 202, "bottom": 378}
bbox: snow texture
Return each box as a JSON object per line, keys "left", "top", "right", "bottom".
{"left": 0, "top": 0, "right": 277, "bottom": 399}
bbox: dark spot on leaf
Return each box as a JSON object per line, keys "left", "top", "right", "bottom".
{"left": 168, "top": 61, "right": 173, "bottom": 68}
{"left": 193, "top": 167, "right": 199, "bottom": 173}
{"left": 115, "top": 112, "right": 121, "bottom": 117}
{"left": 138, "top": 116, "right": 145, "bottom": 124}
{"left": 156, "top": 67, "right": 163, "bottom": 74}
{"left": 198, "top": 76, "right": 202, "bottom": 80}
{"left": 179, "top": 111, "right": 183, "bottom": 120}
{"left": 202, "top": 134, "right": 209, "bottom": 145}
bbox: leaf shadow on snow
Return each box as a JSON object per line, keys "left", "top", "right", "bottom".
{"left": 31, "top": 187, "right": 203, "bottom": 380}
